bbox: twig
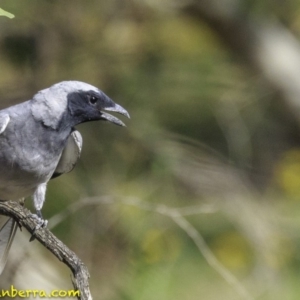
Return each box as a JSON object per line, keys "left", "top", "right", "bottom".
{"left": 170, "top": 214, "right": 253, "bottom": 300}
{"left": 0, "top": 200, "right": 92, "bottom": 300}
{"left": 48, "top": 196, "right": 217, "bottom": 229}
{"left": 49, "top": 196, "right": 253, "bottom": 300}
{"left": 119, "top": 198, "right": 254, "bottom": 300}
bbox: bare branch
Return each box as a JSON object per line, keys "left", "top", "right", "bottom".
{"left": 0, "top": 201, "right": 92, "bottom": 300}
{"left": 48, "top": 196, "right": 218, "bottom": 229}
{"left": 120, "top": 197, "right": 254, "bottom": 300}
{"left": 49, "top": 196, "right": 252, "bottom": 300}
{"left": 170, "top": 214, "right": 254, "bottom": 300}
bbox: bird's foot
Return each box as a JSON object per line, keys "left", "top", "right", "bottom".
{"left": 28, "top": 210, "right": 48, "bottom": 241}
{"left": 18, "top": 197, "right": 25, "bottom": 206}
{"left": 30, "top": 213, "right": 48, "bottom": 230}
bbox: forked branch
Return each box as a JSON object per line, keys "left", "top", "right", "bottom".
{"left": 0, "top": 200, "right": 92, "bottom": 300}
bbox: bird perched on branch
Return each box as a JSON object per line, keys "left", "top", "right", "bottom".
{"left": 0, "top": 81, "right": 130, "bottom": 274}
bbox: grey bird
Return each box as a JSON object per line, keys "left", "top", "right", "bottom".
{"left": 0, "top": 81, "right": 129, "bottom": 274}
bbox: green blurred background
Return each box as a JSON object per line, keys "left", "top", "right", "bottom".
{"left": 1, "top": 1, "right": 300, "bottom": 299}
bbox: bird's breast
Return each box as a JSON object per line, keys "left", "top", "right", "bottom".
{"left": 0, "top": 118, "right": 69, "bottom": 200}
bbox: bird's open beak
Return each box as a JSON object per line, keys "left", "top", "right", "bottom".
{"left": 100, "top": 103, "right": 130, "bottom": 127}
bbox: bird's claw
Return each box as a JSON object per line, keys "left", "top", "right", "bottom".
{"left": 30, "top": 213, "right": 48, "bottom": 229}
{"left": 28, "top": 211, "right": 48, "bottom": 241}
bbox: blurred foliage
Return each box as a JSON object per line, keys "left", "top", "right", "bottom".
{"left": 1, "top": 0, "right": 300, "bottom": 300}
{"left": 0, "top": 7, "right": 14, "bottom": 19}
{"left": 275, "top": 149, "right": 300, "bottom": 199}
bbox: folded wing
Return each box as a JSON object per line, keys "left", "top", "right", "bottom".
{"left": 52, "top": 130, "right": 83, "bottom": 179}
{"left": 0, "top": 114, "right": 10, "bottom": 135}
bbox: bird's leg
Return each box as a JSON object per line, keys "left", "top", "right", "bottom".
{"left": 36, "top": 209, "right": 48, "bottom": 228}
{"left": 33, "top": 183, "right": 47, "bottom": 213}
{"left": 30, "top": 209, "right": 48, "bottom": 229}
{"left": 29, "top": 183, "right": 48, "bottom": 239}
{"left": 29, "top": 210, "right": 48, "bottom": 241}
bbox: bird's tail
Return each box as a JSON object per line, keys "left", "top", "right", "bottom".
{"left": 0, "top": 216, "right": 17, "bottom": 275}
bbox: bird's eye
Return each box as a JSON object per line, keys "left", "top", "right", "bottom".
{"left": 89, "top": 96, "right": 97, "bottom": 105}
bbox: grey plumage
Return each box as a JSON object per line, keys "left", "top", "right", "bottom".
{"left": 0, "top": 81, "right": 129, "bottom": 274}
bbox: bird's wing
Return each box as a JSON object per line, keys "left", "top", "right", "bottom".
{"left": 0, "top": 114, "right": 10, "bottom": 135}
{"left": 0, "top": 114, "right": 19, "bottom": 275}
{"left": 52, "top": 130, "right": 83, "bottom": 179}
{"left": 0, "top": 216, "right": 17, "bottom": 275}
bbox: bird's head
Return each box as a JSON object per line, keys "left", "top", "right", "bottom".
{"left": 31, "top": 81, "right": 130, "bottom": 130}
